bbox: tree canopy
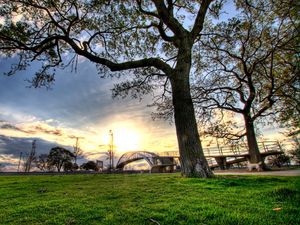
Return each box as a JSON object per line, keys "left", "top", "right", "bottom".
{"left": 48, "top": 146, "right": 74, "bottom": 172}
{"left": 0, "top": 0, "right": 228, "bottom": 177}
{"left": 81, "top": 160, "right": 99, "bottom": 171}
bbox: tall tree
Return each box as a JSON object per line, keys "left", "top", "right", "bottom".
{"left": 192, "top": 0, "right": 298, "bottom": 166}
{"left": 275, "top": 51, "right": 300, "bottom": 136}
{"left": 275, "top": 73, "right": 300, "bottom": 136}
{"left": 47, "top": 146, "right": 74, "bottom": 172}
{"left": 271, "top": 0, "right": 299, "bottom": 136}
{"left": 0, "top": 0, "right": 228, "bottom": 177}
{"left": 73, "top": 137, "right": 83, "bottom": 164}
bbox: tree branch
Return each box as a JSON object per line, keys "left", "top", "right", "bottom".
{"left": 152, "top": 0, "right": 186, "bottom": 37}
{"left": 63, "top": 36, "right": 173, "bottom": 74}
{"left": 191, "top": 0, "right": 212, "bottom": 39}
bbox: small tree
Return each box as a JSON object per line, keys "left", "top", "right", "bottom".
{"left": 35, "top": 154, "right": 49, "bottom": 172}
{"left": 268, "top": 154, "right": 291, "bottom": 168}
{"left": 47, "top": 147, "right": 74, "bottom": 172}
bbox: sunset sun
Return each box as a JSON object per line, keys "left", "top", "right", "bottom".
{"left": 102, "top": 128, "right": 141, "bottom": 153}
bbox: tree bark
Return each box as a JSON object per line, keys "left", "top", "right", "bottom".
{"left": 168, "top": 38, "right": 214, "bottom": 178}
{"left": 171, "top": 72, "right": 214, "bottom": 178}
{"left": 243, "top": 114, "right": 263, "bottom": 164}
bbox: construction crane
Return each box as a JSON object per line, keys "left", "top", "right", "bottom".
{"left": 24, "top": 140, "right": 36, "bottom": 172}
{"left": 17, "top": 152, "right": 23, "bottom": 172}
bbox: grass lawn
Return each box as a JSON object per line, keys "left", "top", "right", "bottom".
{"left": 0, "top": 173, "right": 299, "bottom": 225}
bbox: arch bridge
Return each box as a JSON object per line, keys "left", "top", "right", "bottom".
{"left": 116, "top": 151, "right": 176, "bottom": 172}
{"left": 116, "top": 141, "right": 284, "bottom": 171}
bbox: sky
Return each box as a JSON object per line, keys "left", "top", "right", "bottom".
{"left": 0, "top": 57, "right": 180, "bottom": 171}
{"left": 0, "top": 1, "right": 290, "bottom": 171}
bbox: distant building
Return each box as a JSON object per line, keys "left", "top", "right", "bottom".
{"left": 96, "top": 160, "right": 103, "bottom": 171}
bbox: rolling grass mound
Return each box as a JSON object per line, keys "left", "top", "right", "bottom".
{"left": 0, "top": 174, "right": 299, "bottom": 225}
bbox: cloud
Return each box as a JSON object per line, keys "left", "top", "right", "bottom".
{"left": 0, "top": 108, "right": 37, "bottom": 125}
{"left": 124, "top": 161, "right": 150, "bottom": 170}
{"left": 0, "top": 58, "right": 154, "bottom": 129}
{"left": 33, "top": 125, "right": 63, "bottom": 136}
{"left": 0, "top": 120, "right": 66, "bottom": 137}
{"left": 0, "top": 134, "right": 97, "bottom": 171}
{"left": 0, "top": 121, "right": 35, "bottom": 134}
{"left": 0, "top": 134, "right": 72, "bottom": 158}
{"left": 0, "top": 116, "right": 91, "bottom": 148}
{"left": 68, "top": 135, "right": 85, "bottom": 139}
{"left": 0, "top": 161, "right": 14, "bottom": 166}
{"left": 1, "top": 123, "right": 24, "bottom": 132}
{"left": 0, "top": 154, "right": 17, "bottom": 162}
{"left": 0, "top": 157, "right": 16, "bottom": 172}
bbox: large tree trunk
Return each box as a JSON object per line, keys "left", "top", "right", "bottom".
{"left": 170, "top": 73, "right": 214, "bottom": 178}
{"left": 243, "top": 114, "right": 263, "bottom": 164}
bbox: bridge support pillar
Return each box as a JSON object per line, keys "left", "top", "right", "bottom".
{"left": 215, "top": 157, "right": 228, "bottom": 170}
{"left": 245, "top": 155, "right": 269, "bottom": 171}
{"left": 150, "top": 165, "right": 175, "bottom": 173}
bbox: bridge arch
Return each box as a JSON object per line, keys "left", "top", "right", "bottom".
{"left": 116, "top": 151, "right": 160, "bottom": 170}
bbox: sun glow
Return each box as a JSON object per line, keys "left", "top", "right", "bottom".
{"left": 102, "top": 127, "right": 141, "bottom": 153}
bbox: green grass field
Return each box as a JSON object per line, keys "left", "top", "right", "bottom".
{"left": 0, "top": 173, "right": 299, "bottom": 225}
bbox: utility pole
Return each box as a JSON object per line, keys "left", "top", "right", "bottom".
{"left": 109, "top": 130, "right": 114, "bottom": 171}
{"left": 74, "top": 137, "right": 79, "bottom": 164}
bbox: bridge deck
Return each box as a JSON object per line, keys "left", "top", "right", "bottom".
{"left": 158, "top": 141, "right": 283, "bottom": 158}
{"left": 205, "top": 150, "right": 283, "bottom": 159}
